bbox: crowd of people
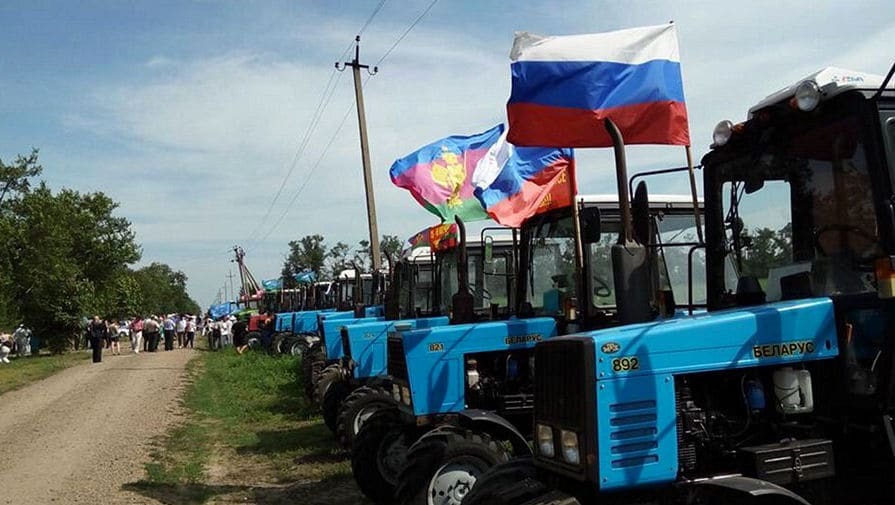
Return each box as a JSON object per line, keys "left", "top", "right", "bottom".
{"left": 0, "top": 311, "right": 267, "bottom": 365}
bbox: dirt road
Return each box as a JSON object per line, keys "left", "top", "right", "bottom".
{"left": 0, "top": 349, "right": 195, "bottom": 505}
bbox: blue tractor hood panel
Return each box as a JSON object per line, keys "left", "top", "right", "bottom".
{"left": 584, "top": 297, "right": 839, "bottom": 380}
{"left": 291, "top": 308, "right": 335, "bottom": 334}
{"left": 573, "top": 297, "right": 839, "bottom": 492}
{"left": 364, "top": 305, "right": 384, "bottom": 317}
{"left": 322, "top": 314, "right": 386, "bottom": 359}
{"left": 400, "top": 317, "right": 558, "bottom": 416}
{"left": 275, "top": 312, "right": 295, "bottom": 332}
{"left": 344, "top": 316, "right": 451, "bottom": 379}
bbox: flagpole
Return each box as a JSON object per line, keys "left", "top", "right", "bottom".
{"left": 568, "top": 163, "right": 585, "bottom": 318}
{"left": 685, "top": 145, "right": 704, "bottom": 243}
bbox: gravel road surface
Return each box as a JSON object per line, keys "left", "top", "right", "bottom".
{"left": 0, "top": 349, "right": 195, "bottom": 504}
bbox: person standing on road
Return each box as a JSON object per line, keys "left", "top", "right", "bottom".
{"left": 130, "top": 316, "right": 144, "bottom": 354}
{"left": 211, "top": 319, "right": 222, "bottom": 350}
{"left": 163, "top": 315, "right": 175, "bottom": 351}
{"left": 185, "top": 316, "right": 196, "bottom": 349}
{"left": 108, "top": 320, "right": 121, "bottom": 356}
{"left": 144, "top": 316, "right": 160, "bottom": 352}
{"left": 175, "top": 315, "right": 186, "bottom": 349}
{"left": 220, "top": 316, "right": 233, "bottom": 348}
{"left": 87, "top": 315, "right": 106, "bottom": 363}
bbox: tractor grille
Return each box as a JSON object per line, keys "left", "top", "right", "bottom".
{"left": 387, "top": 335, "right": 408, "bottom": 381}
{"left": 340, "top": 327, "right": 351, "bottom": 359}
{"left": 534, "top": 338, "right": 592, "bottom": 430}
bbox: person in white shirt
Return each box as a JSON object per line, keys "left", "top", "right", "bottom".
{"left": 220, "top": 317, "right": 233, "bottom": 347}
{"left": 0, "top": 333, "right": 12, "bottom": 364}
{"left": 175, "top": 316, "right": 187, "bottom": 349}
{"left": 185, "top": 316, "right": 197, "bottom": 349}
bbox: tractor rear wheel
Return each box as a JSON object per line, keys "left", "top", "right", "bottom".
{"left": 336, "top": 385, "right": 396, "bottom": 449}
{"left": 321, "top": 373, "right": 351, "bottom": 433}
{"left": 352, "top": 407, "right": 420, "bottom": 504}
{"left": 397, "top": 428, "right": 510, "bottom": 505}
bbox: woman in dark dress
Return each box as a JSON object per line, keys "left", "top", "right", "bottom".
{"left": 87, "top": 316, "right": 106, "bottom": 363}
{"left": 232, "top": 318, "right": 249, "bottom": 354}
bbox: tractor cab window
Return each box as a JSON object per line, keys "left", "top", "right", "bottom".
{"left": 719, "top": 112, "right": 882, "bottom": 300}
{"left": 482, "top": 250, "right": 511, "bottom": 311}
{"left": 412, "top": 262, "right": 434, "bottom": 315}
{"left": 526, "top": 215, "right": 577, "bottom": 317}
{"left": 437, "top": 249, "right": 460, "bottom": 314}
{"left": 586, "top": 224, "right": 617, "bottom": 308}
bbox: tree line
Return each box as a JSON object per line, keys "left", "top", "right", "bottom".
{"left": 0, "top": 150, "right": 200, "bottom": 352}
{"left": 280, "top": 234, "right": 403, "bottom": 287}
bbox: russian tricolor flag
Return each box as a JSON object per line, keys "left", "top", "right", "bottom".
{"left": 473, "top": 128, "right": 575, "bottom": 228}
{"left": 507, "top": 24, "right": 690, "bottom": 148}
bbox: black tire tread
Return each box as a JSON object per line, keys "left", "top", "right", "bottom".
{"left": 351, "top": 407, "right": 412, "bottom": 504}
{"left": 336, "top": 385, "right": 397, "bottom": 449}
{"left": 461, "top": 456, "right": 542, "bottom": 505}
{"left": 396, "top": 427, "right": 510, "bottom": 505}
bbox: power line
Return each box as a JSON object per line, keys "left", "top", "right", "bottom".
{"left": 253, "top": 0, "right": 439, "bottom": 245}
{"left": 374, "top": 0, "right": 438, "bottom": 67}
{"left": 245, "top": 1, "right": 389, "bottom": 246}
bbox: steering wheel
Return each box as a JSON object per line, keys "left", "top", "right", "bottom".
{"left": 813, "top": 224, "right": 879, "bottom": 262}
{"left": 593, "top": 275, "right": 612, "bottom": 298}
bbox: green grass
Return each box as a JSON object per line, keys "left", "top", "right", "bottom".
{"left": 131, "top": 350, "right": 359, "bottom": 505}
{"left": 0, "top": 351, "right": 91, "bottom": 395}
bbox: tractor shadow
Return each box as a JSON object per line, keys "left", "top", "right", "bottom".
{"left": 123, "top": 474, "right": 369, "bottom": 505}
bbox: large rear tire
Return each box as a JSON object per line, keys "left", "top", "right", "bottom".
{"left": 336, "top": 385, "right": 397, "bottom": 449}
{"left": 351, "top": 407, "right": 420, "bottom": 504}
{"left": 461, "top": 457, "right": 544, "bottom": 505}
{"left": 396, "top": 428, "right": 510, "bottom": 505}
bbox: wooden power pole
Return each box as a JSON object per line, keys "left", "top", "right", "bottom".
{"left": 337, "top": 36, "right": 382, "bottom": 271}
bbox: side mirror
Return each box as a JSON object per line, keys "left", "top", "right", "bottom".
{"left": 580, "top": 207, "right": 602, "bottom": 244}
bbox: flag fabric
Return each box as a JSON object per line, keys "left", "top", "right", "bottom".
{"left": 390, "top": 126, "right": 503, "bottom": 222}
{"left": 507, "top": 24, "right": 690, "bottom": 148}
{"left": 473, "top": 129, "right": 576, "bottom": 227}
{"left": 294, "top": 271, "right": 317, "bottom": 284}
{"left": 404, "top": 223, "right": 459, "bottom": 253}
{"left": 261, "top": 279, "right": 283, "bottom": 291}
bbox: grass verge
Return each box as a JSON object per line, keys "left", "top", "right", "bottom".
{"left": 130, "top": 350, "right": 362, "bottom": 505}
{"left": 0, "top": 351, "right": 91, "bottom": 395}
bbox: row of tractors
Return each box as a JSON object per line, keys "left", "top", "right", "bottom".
{"left": 266, "top": 64, "right": 895, "bottom": 505}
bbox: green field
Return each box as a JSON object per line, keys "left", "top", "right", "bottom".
{"left": 0, "top": 351, "right": 91, "bottom": 395}
{"left": 128, "top": 350, "right": 364, "bottom": 505}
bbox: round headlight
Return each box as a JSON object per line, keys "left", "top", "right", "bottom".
{"left": 537, "top": 424, "right": 554, "bottom": 458}
{"left": 794, "top": 80, "right": 821, "bottom": 111}
{"left": 560, "top": 430, "right": 580, "bottom": 465}
{"left": 712, "top": 120, "right": 733, "bottom": 147}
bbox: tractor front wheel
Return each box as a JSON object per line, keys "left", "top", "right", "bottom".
{"left": 336, "top": 385, "right": 396, "bottom": 449}
{"left": 397, "top": 428, "right": 510, "bottom": 505}
{"left": 351, "top": 407, "right": 420, "bottom": 504}
{"left": 460, "top": 457, "right": 547, "bottom": 505}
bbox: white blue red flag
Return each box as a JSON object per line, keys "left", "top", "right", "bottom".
{"left": 507, "top": 24, "right": 690, "bottom": 148}
{"left": 472, "top": 128, "right": 575, "bottom": 227}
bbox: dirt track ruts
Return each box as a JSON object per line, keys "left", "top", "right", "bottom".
{"left": 0, "top": 349, "right": 196, "bottom": 505}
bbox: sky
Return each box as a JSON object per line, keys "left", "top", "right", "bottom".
{"left": 2, "top": 0, "right": 894, "bottom": 308}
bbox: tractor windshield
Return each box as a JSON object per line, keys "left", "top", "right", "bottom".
{"left": 717, "top": 107, "right": 883, "bottom": 300}
{"left": 412, "top": 261, "right": 434, "bottom": 315}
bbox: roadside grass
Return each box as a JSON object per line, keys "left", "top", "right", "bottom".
{"left": 130, "top": 350, "right": 362, "bottom": 505}
{"left": 0, "top": 351, "right": 91, "bottom": 395}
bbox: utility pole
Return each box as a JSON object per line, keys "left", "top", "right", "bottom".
{"left": 226, "top": 270, "right": 236, "bottom": 302}
{"left": 337, "top": 36, "right": 382, "bottom": 271}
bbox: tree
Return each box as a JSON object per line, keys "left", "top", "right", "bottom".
{"left": 353, "top": 235, "right": 403, "bottom": 271}
{"left": 282, "top": 234, "right": 327, "bottom": 283}
{"left": 131, "top": 263, "right": 200, "bottom": 316}
{"left": 327, "top": 241, "right": 352, "bottom": 279}
{"left": 0, "top": 148, "right": 42, "bottom": 205}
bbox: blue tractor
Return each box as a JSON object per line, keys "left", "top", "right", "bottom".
{"left": 465, "top": 65, "right": 895, "bottom": 505}
{"left": 351, "top": 190, "right": 704, "bottom": 504}
{"left": 331, "top": 227, "right": 519, "bottom": 447}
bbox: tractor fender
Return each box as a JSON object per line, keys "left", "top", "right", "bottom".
{"left": 456, "top": 409, "right": 531, "bottom": 456}
{"left": 688, "top": 475, "right": 811, "bottom": 505}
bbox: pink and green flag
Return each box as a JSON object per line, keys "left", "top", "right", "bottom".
{"left": 389, "top": 125, "right": 503, "bottom": 222}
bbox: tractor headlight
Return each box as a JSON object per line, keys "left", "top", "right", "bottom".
{"left": 401, "top": 385, "right": 411, "bottom": 405}
{"left": 392, "top": 384, "right": 401, "bottom": 402}
{"left": 560, "top": 430, "right": 580, "bottom": 465}
{"left": 712, "top": 120, "right": 733, "bottom": 147}
{"left": 537, "top": 424, "right": 554, "bottom": 458}
{"left": 794, "top": 80, "right": 821, "bottom": 111}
